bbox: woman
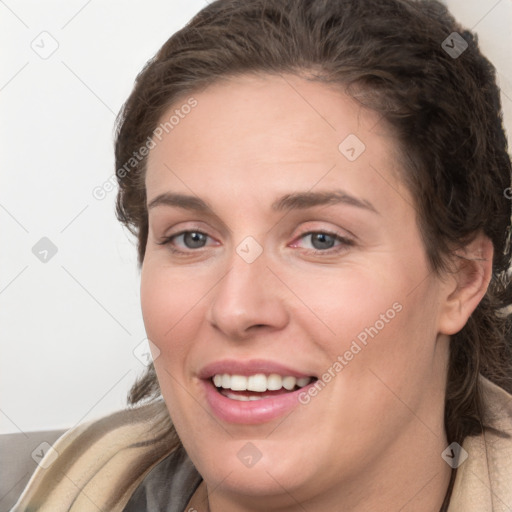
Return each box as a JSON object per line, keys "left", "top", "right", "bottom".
{"left": 12, "top": 0, "right": 512, "bottom": 510}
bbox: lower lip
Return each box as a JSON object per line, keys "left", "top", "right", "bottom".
{"left": 202, "top": 379, "right": 316, "bottom": 424}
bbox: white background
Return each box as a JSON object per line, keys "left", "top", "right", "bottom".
{"left": 1, "top": 0, "right": 511, "bottom": 434}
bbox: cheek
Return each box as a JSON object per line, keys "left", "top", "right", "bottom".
{"left": 305, "top": 258, "right": 439, "bottom": 383}
{"left": 140, "top": 275, "right": 172, "bottom": 343}
{"left": 140, "top": 263, "right": 202, "bottom": 357}
{"left": 140, "top": 265, "right": 206, "bottom": 418}
{"left": 334, "top": 286, "right": 441, "bottom": 421}
{"left": 283, "top": 264, "right": 405, "bottom": 349}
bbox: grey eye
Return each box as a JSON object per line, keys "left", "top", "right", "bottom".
{"left": 309, "top": 233, "right": 336, "bottom": 250}
{"left": 182, "top": 231, "right": 208, "bottom": 248}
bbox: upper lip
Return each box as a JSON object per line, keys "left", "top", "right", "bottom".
{"left": 198, "top": 359, "right": 316, "bottom": 380}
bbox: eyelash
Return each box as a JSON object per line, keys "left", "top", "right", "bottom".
{"left": 157, "top": 229, "right": 354, "bottom": 256}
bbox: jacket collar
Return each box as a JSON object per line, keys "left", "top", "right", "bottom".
{"left": 448, "top": 375, "right": 512, "bottom": 511}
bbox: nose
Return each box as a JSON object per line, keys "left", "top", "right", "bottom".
{"left": 206, "top": 246, "right": 289, "bottom": 340}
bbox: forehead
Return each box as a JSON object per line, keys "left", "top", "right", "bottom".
{"left": 145, "top": 73, "right": 409, "bottom": 209}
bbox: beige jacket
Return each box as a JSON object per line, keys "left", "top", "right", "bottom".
{"left": 11, "top": 375, "right": 512, "bottom": 511}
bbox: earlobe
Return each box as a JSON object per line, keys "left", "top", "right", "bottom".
{"left": 438, "top": 232, "right": 494, "bottom": 335}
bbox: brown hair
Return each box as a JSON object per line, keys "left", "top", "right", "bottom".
{"left": 114, "top": 0, "right": 512, "bottom": 446}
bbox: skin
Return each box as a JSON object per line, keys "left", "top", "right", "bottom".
{"left": 140, "top": 73, "right": 493, "bottom": 511}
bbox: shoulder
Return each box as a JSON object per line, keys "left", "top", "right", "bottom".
{"left": 448, "top": 375, "right": 512, "bottom": 511}
{"left": 11, "top": 400, "right": 181, "bottom": 512}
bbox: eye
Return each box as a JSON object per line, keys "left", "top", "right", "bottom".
{"left": 291, "top": 231, "right": 353, "bottom": 253}
{"left": 157, "top": 229, "right": 353, "bottom": 256}
{"left": 157, "top": 230, "right": 213, "bottom": 252}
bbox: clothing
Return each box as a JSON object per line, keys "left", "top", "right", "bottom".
{"left": 122, "top": 446, "right": 201, "bottom": 512}
{"left": 11, "top": 375, "right": 512, "bottom": 511}
{"left": 10, "top": 400, "right": 180, "bottom": 512}
{"left": 448, "top": 376, "right": 512, "bottom": 510}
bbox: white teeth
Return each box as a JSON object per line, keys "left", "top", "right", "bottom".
{"left": 212, "top": 373, "right": 313, "bottom": 392}
{"left": 267, "top": 373, "right": 283, "bottom": 390}
{"left": 282, "top": 376, "right": 296, "bottom": 391}
{"left": 230, "top": 375, "right": 247, "bottom": 391}
{"left": 224, "top": 392, "right": 264, "bottom": 401}
{"left": 296, "top": 377, "right": 310, "bottom": 387}
{"left": 247, "top": 374, "right": 267, "bottom": 392}
{"left": 221, "top": 374, "right": 231, "bottom": 389}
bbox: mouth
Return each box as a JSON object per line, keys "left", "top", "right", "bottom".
{"left": 211, "top": 373, "right": 317, "bottom": 401}
{"left": 199, "top": 359, "right": 319, "bottom": 423}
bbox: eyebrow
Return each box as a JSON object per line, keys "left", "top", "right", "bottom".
{"left": 272, "top": 190, "right": 378, "bottom": 214}
{"left": 147, "top": 190, "right": 379, "bottom": 215}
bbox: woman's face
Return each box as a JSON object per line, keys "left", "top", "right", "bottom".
{"left": 141, "top": 73, "right": 453, "bottom": 507}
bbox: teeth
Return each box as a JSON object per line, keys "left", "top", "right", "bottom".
{"left": 247, "top": 374, "right": 267, "bottom": 392}
{"left": 230, "top": 375, "right": 247, "bottom": 391}
{"left": 212, "top": 373, "right": 313, "bottom": 392}
{"left": 297, "top": 377, "right": 311, "bottom": 387}
{"left": 282, "top": 376, "right": 296, "bottom": 391}
{"left": 224, "top": 392, "right": 264, "bottom": 401}
{"left": 267, "top": 374, "right": 282, "bottom": 390}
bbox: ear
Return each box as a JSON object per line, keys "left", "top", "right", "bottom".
{"left": 438, "top": 231, "right": 494, "bottom": 336}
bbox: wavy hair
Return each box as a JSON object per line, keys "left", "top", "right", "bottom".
{"left": 114, "top": 0, "right": 512, "bottom": 447}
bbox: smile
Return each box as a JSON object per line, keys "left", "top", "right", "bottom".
{"left": 199, "top": 360, "right": 319, "bottom": 424}
{"left": 212, "top": 373, "right": 314, "bottom": 401}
